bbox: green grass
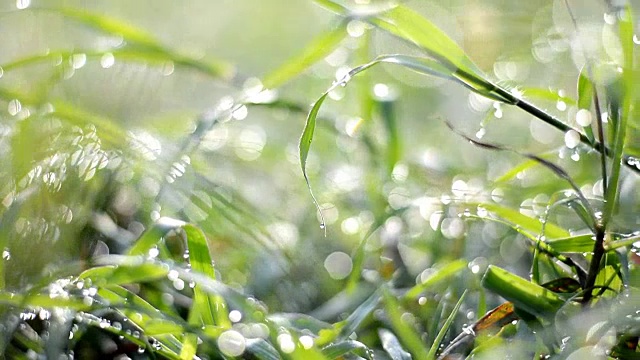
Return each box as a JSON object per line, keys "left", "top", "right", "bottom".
{"left": 1, "top": 1, "right": 639, "bottom": 359}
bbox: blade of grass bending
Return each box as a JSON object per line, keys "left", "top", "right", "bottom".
{"left": 300, "top": 92, "right": 330, "bottom": 233}
{"left": 382, "top": 287, "right": 430, "bottom": 360}
{"left": 38, "top": 7, "right": 233, "bottom": 79}
{"left": 476, "top": 203, "right": 569, "bottom": 239}
{"left": 183, "top": 224, "right": 229, "bottom": 328}
{"left": 427, "top": 290, "right": 467, "bottom": 360}
{"left": 404, "top": 259, "right": 467, "bottom": 300}
{"left": 378, "top": 328, "right": 412, "bottom": 360}
{"left": 482, "top": 266, "right": 564, "bottom": 318}
{"left": 262, "top": 20, "right": 348, "bottom": 89}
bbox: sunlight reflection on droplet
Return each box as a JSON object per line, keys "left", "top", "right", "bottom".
{"left": 564, "top": 130, "right": 580, "bottom": 149}
{"left": 277, "top": 333, "right": 296, "bottom": 354}
{"left": 71, "top": 54, "right": 87, "bottom": 69}
{"left": 576, "top": 109, "right": 592, "bottom": 127}
{"left": 218, "top": 330, "right": 246, "bottom": 357}
{"left": 347, "top": 20, "right": 366, "bottom": 38}
{"left": 228, "top": 310, "right": 242, "bottom": 323}
{"left": 16, "top": 0, "right": 30, "bottom": 10}
{"left": 299, "top": 335, "right": 314, "bottom": 349}
{"left": 8, "top": 99, "right": 22, "bottom": 116}
{"left": 100, "top": 53, "right": 115, "bottom": 68}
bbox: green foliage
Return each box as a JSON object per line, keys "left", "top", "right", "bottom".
{"left": 1, "top": 1, "right": 639, "bottom": 359}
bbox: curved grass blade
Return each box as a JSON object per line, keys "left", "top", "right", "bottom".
{"left": 334, "top": 289, "right": 382, "bottom": 341}
{"left": 427, "top": 290, "right": 467, "bottom": 360}
{"left": 34, "top": 7, "right": 234, "bottom": 80}
{"left": 378, "top": 328, "right": 412, "bottom": 360}
{"left": 263, "top": 20, "right": 348, "bottom": 89}
{"left": 300, "top": 92, "right": 330, "bottom": 233}
{"left": 482, "top": 265, "right": 565, "bottom": 318}
{"left": 368, "top": 5, "right": 482, "bottom": 77}
{"left": 477, "top": 203, "right": 569, "bottom": 239}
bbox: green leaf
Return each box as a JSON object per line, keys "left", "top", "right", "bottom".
{"left": 482, "top": 265, "right": 565, "bottom": 318}
{"left": 404, "top": 259, "right": 467, "bottom": 300}
{"left": 546, "top": 234, "right": 595, "bottom": 253}
{"left": 604, "top": 6, "right": 634, "bottom": 227}
{"left": 426, "top": 290, "right": 467, "bottom": 360}
{"left": 369, "top": 5, "right": 482, "bottom": 77}
{"left": 382, "top": 287, "right": 430, "bottom": 360}
{"left": 477, "top": 203, "right": 570, "bottom": 239}
{"left": 577, "top": 66, "right": 594, "bottom": 110}
{"left": 262, "top": 21, "right": 348, "bottom": 89}
{"left": 35, "top": 7, "right": 234, "bottom": 79}
{"left": 184, "top": 224, "right": 230, "bottom": 328}
{"left": 300, "top": 92, "right": 330, "bottom": 231}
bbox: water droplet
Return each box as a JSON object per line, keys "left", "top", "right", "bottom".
{"left": 299, "top": 335, "right": 314, "bottom": 349}
{"left": 564, "top": 130, "right": 580, "bottom": 149}
{"left": 2, "top": 249, "right": 10, "bottom": 260}
{"left": 475, "top": 127, "right": 486, "bottom": 139}
{"left": 218, "top": 330, "right": 246, "bottom": 357}
{"left": 71, "top": 54, "right": 87, "bottom": 69}
{"left": 576, "top": 109, "right": 592, "bottom": 127}
{"left": 347, "top": 20, "right": 366, "bottom": 38}
{"left": 232, "top": 105, "right": 248, "bottom": 120}
{"left": 100, "top": 53, "right": 115, "bottom": 69}
{"left": 228, "top": 310, "right": 242, "bottom": 323}
{"left": 8, "top": 99, "right": 21, "bottom": 116}
{"left": 16, "top": 0, "right": 30, "bottom": 9}
{"left": 277, "top": 333, "right": 296, "bottom": 354}
{"left": 319, "top": 223, "right": 325, "bottom": 230}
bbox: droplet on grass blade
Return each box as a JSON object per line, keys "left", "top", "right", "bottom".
{"left": 576, "top": 109, "right": 592, "bottom": 127}
{"left": 564, "top": 130, "right": 580, "bottom": 149}
{"left": 218, "top": 330, "right": 246, "bottom": 357}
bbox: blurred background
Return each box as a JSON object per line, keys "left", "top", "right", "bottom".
{"left": 1, "top": 0, "right": 638, "bottom": 317}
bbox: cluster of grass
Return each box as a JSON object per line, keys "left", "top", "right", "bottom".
{"left": 0, "top": 1, "right": 638, "bottom": 359}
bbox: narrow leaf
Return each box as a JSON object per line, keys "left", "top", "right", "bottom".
{"left": 263, "top": 21, "right": 348, "bottom": 89}
{"left": 427, "top": 290, "right": 467, "bottom": 360}
{"left": 482, "top": 265, "right": 565, "bottom": 318}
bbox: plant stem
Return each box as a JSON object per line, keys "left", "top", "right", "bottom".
{"left": 582, "top": 225, "right": 606, "bottom": 304}
{"left": 492, "top": 87, "right": 639, "bottom": 175}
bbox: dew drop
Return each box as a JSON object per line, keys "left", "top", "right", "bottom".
{"left": 564, "top": 130, "right": 580, "bottom": 149}
{"left": 576, "top": 109, "right": 592, "bottom": 127}
{"left": 16, "top": 0, "right": 30, "bottom": 9}
{"left": 218, "top": 330, "right": 246, "bottom": 357}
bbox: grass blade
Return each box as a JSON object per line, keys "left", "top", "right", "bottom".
{"left": 183, "top": 224, "right": 230, "bottom": 328}
{"left": 482, "top": 265, "right": 565, "bottom": 318}
{"left": 300, "top": 92, "right": 330, "bottom": 232}
{"left": 427, "top": 290, "right": 467, "bottom": 360}
{"left": 262, "top": 21, "right": 348, "bottom": 89}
